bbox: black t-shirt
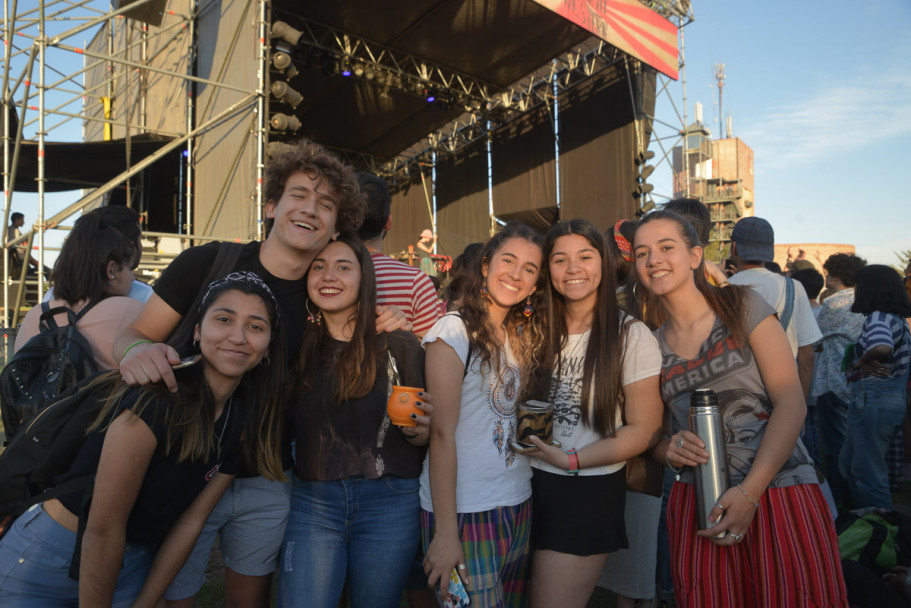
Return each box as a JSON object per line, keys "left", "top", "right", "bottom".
{"left": 289, "top": 330, "right": 426, "bottom": 481}
{"left": 57, "top": 387, "right": 243, "bottom": 548}
{"left": 154, "top": 240, "right": 307, "bottom": 352}
{"left": 153, "top": 240, "right": 303, "bottom": 470}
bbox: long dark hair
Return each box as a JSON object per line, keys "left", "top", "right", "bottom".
{"left": 91, "top": 273, "right": 288, "bottom": 481}
{"left": 457, "top": 222, "right": 547, "bottom": 381}
{"left": 537, "top": 219, "right": 628, "bottom": 436}
{"left": 633, "top": 210, "right": 750, "bottom": 347}
{"left": 52, "top": 209, "right": 137, "bottom": 304}
{"left": 297, "top": 232, "right": 380, "bottom": 402}
{"left": 852, "top": 264, "right": 911, "bottom": 317}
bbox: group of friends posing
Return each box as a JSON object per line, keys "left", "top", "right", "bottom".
{"left": 0, "top": 138, "right": 854, "bottom": 607}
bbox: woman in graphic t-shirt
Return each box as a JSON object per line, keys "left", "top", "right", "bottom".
{"left": 522, "top": 219, "right": 662, "bottom": 608}
{"left": 420, "top": 222, "right": 547, "bottom": 607}
{"left": 632, "top": 210, "right": 847, "bottom": 607}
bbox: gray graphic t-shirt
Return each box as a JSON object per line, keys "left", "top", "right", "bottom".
{"left": 655, "top": 292, "right": 817, "bottom": 488}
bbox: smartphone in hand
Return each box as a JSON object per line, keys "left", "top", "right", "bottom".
{"left": 435, "top": 566, "right": 470, "bottom": 608}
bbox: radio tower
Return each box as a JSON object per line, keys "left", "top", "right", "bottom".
{"left": 714, "top": 62, "right": 726, "bottom": 138}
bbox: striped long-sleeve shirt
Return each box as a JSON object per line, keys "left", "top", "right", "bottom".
{"left": 371, "top": 252, "right": 442, "bottom": 336}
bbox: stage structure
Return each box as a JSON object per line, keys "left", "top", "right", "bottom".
{"left": 1, "top": 0, "right": 693, "bottom": 326}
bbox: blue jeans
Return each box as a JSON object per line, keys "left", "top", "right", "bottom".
{"left": 840, "top": 378, "right": 908, "bottom": 509}
{"left": 817, "top": 391, "right": 850, "bottom": 503}
{"left": 0, "top": 504, "right": 153, "bottom": 607}
{"left": 277, "top": 476, "right": 420, "bottom": 608}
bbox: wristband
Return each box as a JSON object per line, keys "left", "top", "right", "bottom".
{"left": 737, "top": 483, "right": 761, "bottom": 508}
{"left": 122, "top": 339, "right": 153, "bottom": 359}
{"left": 566, "top": 448, "right": 580, "bottom": 476}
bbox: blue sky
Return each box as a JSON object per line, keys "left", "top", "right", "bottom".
{"left": 651, "top": 0, "right": 911, "bottom": 266}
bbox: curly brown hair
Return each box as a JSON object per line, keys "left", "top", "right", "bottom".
{"left": 822, "top": 253, "right": 866, "bottom": 288}
{"left": 263, "top": 138, "right": 364, "bottom": 235}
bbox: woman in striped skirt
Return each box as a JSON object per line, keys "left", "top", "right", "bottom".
{"left": 632, "top": 210, "right": 847, "bottom": 607}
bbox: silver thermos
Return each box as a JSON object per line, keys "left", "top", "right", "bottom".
{"left": 688, "top": 388, "right": 729, "bottom": 533}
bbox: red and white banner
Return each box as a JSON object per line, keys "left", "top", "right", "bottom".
{"left": 534, "top": 0, "right": 679, "bottom": 80}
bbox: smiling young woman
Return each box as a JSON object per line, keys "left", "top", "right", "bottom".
{"left": 278, "top": 234, "right": 430, "bottom": 608}
{"left": 522, "top": 220, "right": 663, "bottom": 608}
{"left": 632, "top": 210, "right": 847, "bottom": 608}
{"left": 420, "top": 222, "right": 548, "bottom": 607}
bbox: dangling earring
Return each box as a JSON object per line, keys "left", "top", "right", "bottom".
{"left": 261, "top": 353, "right": 271, "bottom": 367}
{"left": 523, "top": 295, "right": 533, "bottom": 318}
{"left": 306, "top": 299, "right": 322, "bottom": 326}
{"left": 480, "top": 280, "right": 488, "bottom": 298}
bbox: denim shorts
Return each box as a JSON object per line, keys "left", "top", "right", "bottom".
{"left": 165, "top": 473, "right": 293, "bottom": 600}
{"left": 0, "top": 504, "right": 153, "bottom": 607}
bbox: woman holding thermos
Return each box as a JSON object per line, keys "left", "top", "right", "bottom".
{"left": 632, "top": 211, "right": 847, "bottom": 607}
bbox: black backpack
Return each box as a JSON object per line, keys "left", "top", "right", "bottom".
{"left": 1, "top": 301, "right": 99, "bottom": 443}
{"left": 0, "top": 371, "right": 116, "bottom": 541}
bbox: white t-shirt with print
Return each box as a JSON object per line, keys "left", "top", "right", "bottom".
{"left": 419, "top": 314, "right": 532, "bottom": 513}
{"left": 531, "top": 317, "right": 661, "bottom": 477}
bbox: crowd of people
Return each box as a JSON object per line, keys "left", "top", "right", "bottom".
{"left": 1, "top": 137, "right": 910, "bottom": 607}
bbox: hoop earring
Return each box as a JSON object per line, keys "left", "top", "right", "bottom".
{"left": 480, "top": 280, "right": 488, "bottom": 298}
{"left": 192, "top": 337, "right": 199, "bottom": 351}
{"left": 261, "top": 353, "right": 271, "bottom": 367}
{"left": 632, "top": 282, "right": 649, "bottom": 305}
{"left": 523, "top": 295, "right": 533, "bottom": 318}
{"left": 306, "top": 299, "right": 322, "bottom": 326}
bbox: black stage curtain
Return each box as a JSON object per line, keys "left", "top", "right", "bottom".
{"left": 388, "top": 173, "right": 433, "bottom": 260}
{"left": 435, "top": 140, "right": 490, "bottom": 259}
{"left": 558, "top": 66, "right": 638, "bottom": 230}
{"left": 491, "top": 104, "right": 557, "bottom": 232}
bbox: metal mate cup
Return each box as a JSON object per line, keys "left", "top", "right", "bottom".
{"left": 516, "top": 399, "right": 553, "bottom": 447}
{"left": 689, "top": 388, "right": 729, "bottom": 536}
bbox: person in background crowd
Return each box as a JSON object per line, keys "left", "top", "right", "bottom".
{"left": 790, "top": 266, "right": 825, "bottom": 466}
{"left": 727, "top": 217, "right": 821, "bottom": 398}
{"left": 6, "top": 211, "right": 49, "bottom": 276}
{"left": 43, "top": 206, "right": 153, "bottom": 304}
{"left": 840, "top": 265, "right": 911, "bottom": 509}
{"left": 15, "top": 208, "right": 144, "bottom": 371}
{"left": 357, "top": 173, "right": 442, "bottom": 338}
{"left": 812, "top": 253, "right": 866, "bottom": 506}
{"left": 278, "top": 235, "right": 430, "bottom": 608}
{"left": 634, "top": 210, "right": 847, "bottom": 607}
{"left": 0, "top": 272, "right": 287, "bottom": 607}
{"left": 421, "top": 222, "right": 547, "bottom": 607}
{"left": 442, "top": 242, "right": 483, "bottom": 312}
{"left": 416, "top": 229, "right": 438, "bottom": 277}
{"left": 525, "top": 219, "right": 662, "bottom": 608}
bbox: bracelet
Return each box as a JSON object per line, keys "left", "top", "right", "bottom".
{"left": 665, "top": 454, "right": 683, "bottom": 474}
{"left": 122, "top": 339, "right": 153, "bottom": 359}
{"left": 737, "top": 483, "right": 761, "bottom": 508}
{"left": 566, "top": 448, "right": 580, "bottom": 476}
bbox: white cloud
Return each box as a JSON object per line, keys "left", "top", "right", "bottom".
{"left": 738, "top": 53, "right": 911, "bottom": 170}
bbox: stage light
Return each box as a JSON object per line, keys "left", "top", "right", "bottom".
{"left": 341, "top": 58, "right": 352, "bottom": 77}
{"left": 634, "top": 149, "right": 656, "bottom": 200}
{"left": 271, "top": 51, "right": 299, "bottom": 80}
{"left": 270, "top": 113, "right": 301, "bottom": 132}
{"left": 424, "top": 88, "right": 437, "bottom": 103}
{"left": 353, "top": 63, "right": 365, "bottom": 78}
{"left": 271, "top": 81, "right": 303, "bottom": 109}
{"left": 271, "top": 21, "right": 302, "bottom": 47}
